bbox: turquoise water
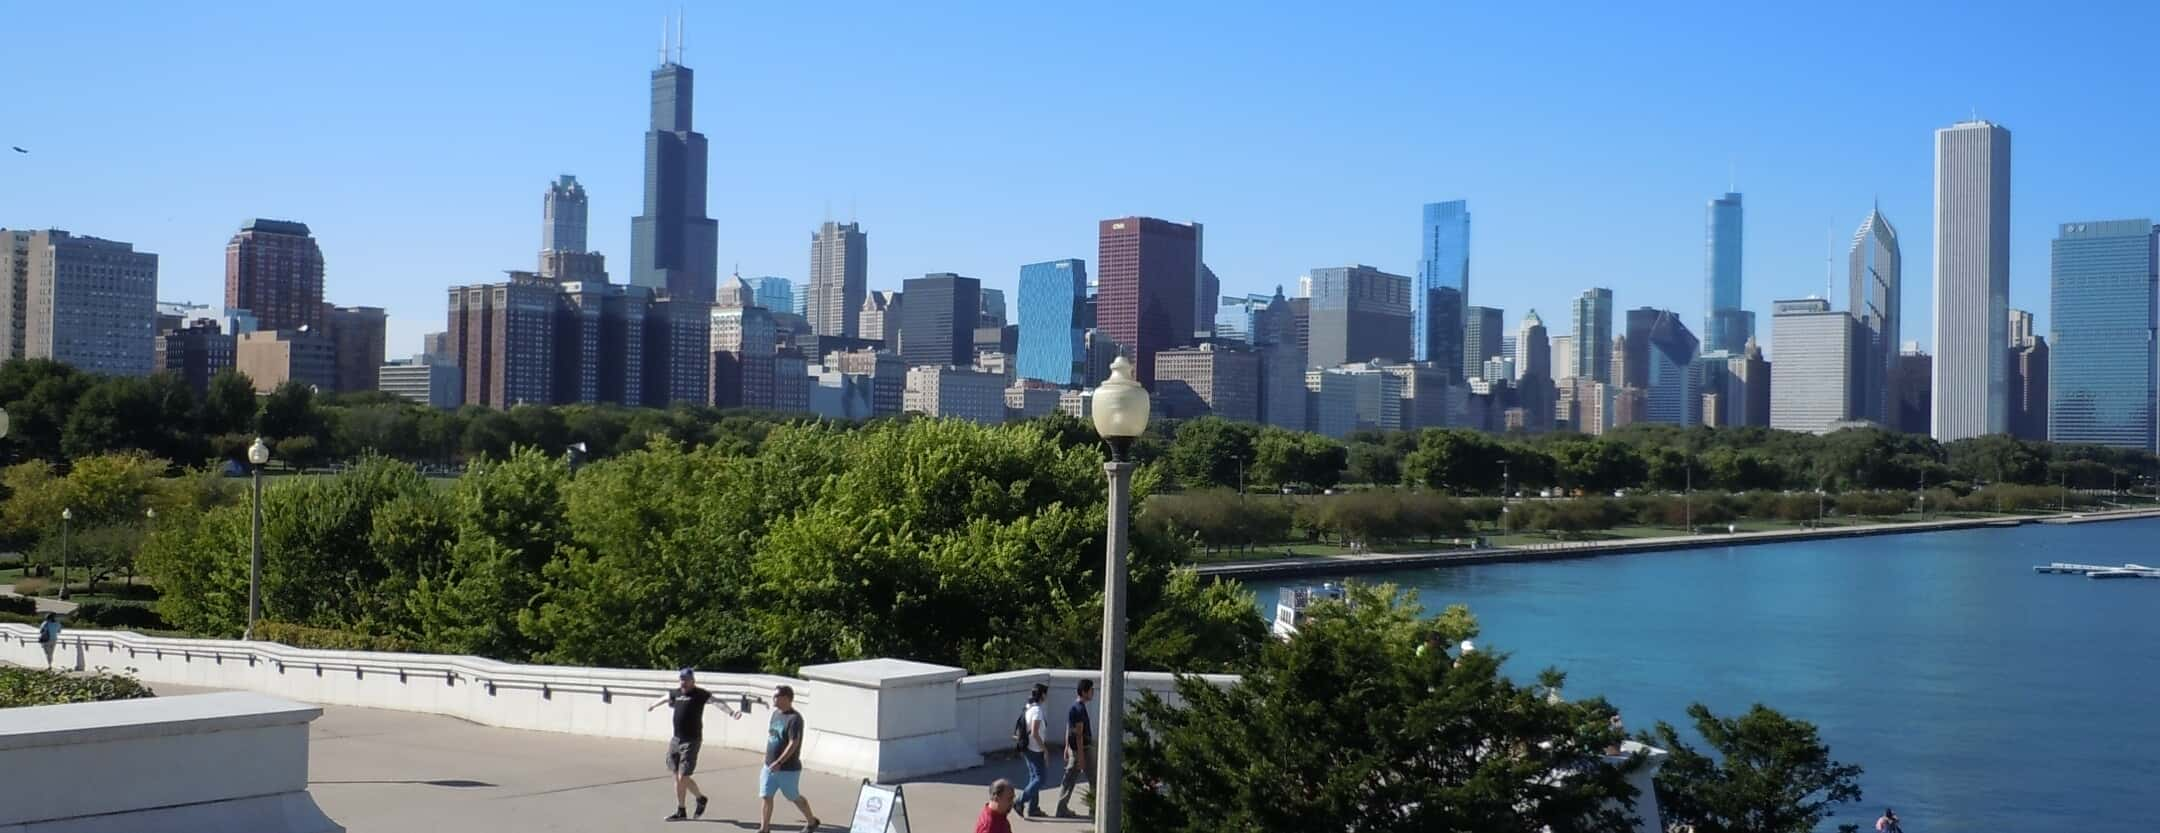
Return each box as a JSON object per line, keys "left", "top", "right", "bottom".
{"left": 1250, "top": 518, "right": 2160, "bottom": 832}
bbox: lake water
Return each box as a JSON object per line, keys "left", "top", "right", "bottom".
{"left": 1250, "top": 518, "right": 2160, "bottom": 832}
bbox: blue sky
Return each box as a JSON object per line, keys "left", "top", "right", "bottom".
{"left": 4, "top": 1, "right": 2154, "bottom": 360}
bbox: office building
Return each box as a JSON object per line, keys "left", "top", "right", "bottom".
{"left": 324, "top": 305, "right": 386, "bottom": 393}
{"left": 1572, "top": 288, "right": 1614, "bottom": 383}
{"left": 979, "top": 288, "right": 1007, "bottom": 328}
{"left": 1549, "top": 335, "right": 1574, "bottom": 379}
{"left": 225, "top": 219, "right": 322, "bottom": 333}
{"left": 2008, "top": 308, "right": 2035, "bottom": 349}
{"left": 1770, "top": 298, "right": 1865, "bottom": 433}
{"left": 1005, "top": 382, "right": 1062, "bottom": 421}
{"left": 1154, "top": 343, "right": 1261, "bottom": 422}
{"left": 1333, "top": 362, "right": 1405, "bottom": 433}
{"left": 714, "top": 274, "right": 757, "bottom": 309}
{"left": 629, "top": 47, "right": 718, "bottom": 303}
{"left": 1304, "top": 369, "right": 1359, "bottom": 439}
{"left": 8, "top": 230, "right": 159, "bottom": 375}
{"left": 1610, "top": 386, "right": 1648, "bottom": 430}
{"left": 750, "top": 276, "right": 793, "bottom": 314}
{"left": 1730, "top": 338, "right": 1771, "bottom": 428}
{"left": 903, "top": 365, "right": 1006, "bottom": 424}
{"left": 2010, "top": 337, "right": 2050, "bottom": 442}
{"left": 1482, "top": 356, "right": 1515, "bottom": 385}
{"left": 808, "top": 221, "right": 868, "bottom": 337}
{"left": 1932, "top": 120, "right": 2012, "bottom": 441}
{"left": 1416, "top": 200, "right": 1471, "bottom": 364}
{"left": 973, "top": 325, "right": 1018, "bottom": 357}
{"left": 422, "top": 331, "right": 454, "bottom": 364}
{"left": 830, "top": 348, "right": 906, "bottom": 416}
{"left": 1015, "top": 259, "right": 1088, "bottom": 385}
{"left": 1097, "top": 216, "right": 1202, "bottom": 386}
{"left": 1643, "top": 311, "right": 1701, "bottom": 425}
{"left": 859, "top": 290, "right": 899, "bottom": 347}
{"left": 2048, "top": 219, "right": 2156, "bottom": 449}
{"left": 379, "top": 359, "right": 461, "bottom": 408}
{"left": 236, "top": 329, "right": 337, "bottom": 394}
{"left": 642, "top": 297, "right": 711, "bottom": 406}
{"left": 1376, "top": 361, "right": 1452, "bottom": 430}
{"left": 1557, "top": 377, "right": 1611, "bottom": 435}
{"left": 448, "top": 273, "right": 557, "bottom": 407}
{"left": 552, "top": 280, "right": 650, "bottom": 405}
{"left": 1704, "top": 192, "right": 1751, "bottom": 353}
{"left": 792, "top": 281, "right": 810, "bottom": 318}
{"left": 1307, "top": 264, "right": 1413, "bottom": 368}
{"left": 1893, "top": 346, "right": 1933, "bottom": 435}
{"left": 1621, "top": 307, "right": 1663, "bottom": 390}
{"left": 1849, "top": 206, "right": 1902, "bottom": 425}
{"left": 807, "top": 364, "right": 876, "bottom": 421}
{"left": 1258, "top": 342, "right": 1308, "bottom": 431}
{"left": 538, "top": 175, "right": 599, "bottom": 281}
{"left": 1464, "top": 305, "right": 1504, "bottom": 381}
{"left": 1514, "top": 310, "right": 1554, "bottom": 430}
{"left": 898, "top": 273, "right": 979, "bottom": 367}
{"left": 155, "top": 319, "right": 235, "bottom": 395}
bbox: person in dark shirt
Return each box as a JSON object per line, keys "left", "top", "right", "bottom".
{"left": 1055, "top": 679, "right": 1095, "bottom": 818}
{"left": 647, "top": 668, "right": 738, "bottom": 821}
{"left": 758, "top": 685, "right": 818, "bottom": 833}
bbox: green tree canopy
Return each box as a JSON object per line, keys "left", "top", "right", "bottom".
{"left": 1645, "top": 703, "right": 1865, "bottom": 833}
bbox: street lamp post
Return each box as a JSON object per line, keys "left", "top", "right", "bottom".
{"left": 59, "top": 507, "right": 72, "bottom": 600}
{"left": 1089, "top": 356, "right": 1150, "bottom": 833}
{"left": 246, "top": 437, "right": 272, "bottom": 640}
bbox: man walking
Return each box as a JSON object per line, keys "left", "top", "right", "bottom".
{"left": 759, "top": 685, "right": 819, "bottom": 832}
{"left": 1017, "top": 683, "right": 1049, "bottom": 818}
{"left": 36, "top": 613, "right": 62, "bottom": 670}
{"left": 976, "top": 779, "right": 1017, "bottom": 833}
{"left": 648, "top": 668, "right": 738, "bottom": 821}
{"left": 1054, "top": 679, "right": 1094, "bottom": 818}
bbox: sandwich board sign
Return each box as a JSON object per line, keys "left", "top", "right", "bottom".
{"left": 849, "top": 779, "right": 911, "bottom": 833}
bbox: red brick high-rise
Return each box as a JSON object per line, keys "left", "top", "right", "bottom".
{"left": 225, "top": 219, "right": 324, "bottom": 332}
{"left": 1096, "top": 217, "right": 1202, "bottom": 387}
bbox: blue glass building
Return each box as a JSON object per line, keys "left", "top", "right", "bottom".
{"left": 1703, "top": 192, "right": 1748, "bottom": 353}
{"left": 1016, "top": 259, "right": 1088, "bottom": 385}
{"left": 1416, "top": 201, "right": 1470, "bottom": 363}
{"left": 751, "top": 276, "right": 793, "bottom": 313}
{"left": 2049, "top": 219, "right": 2158, "bottom": 450}
{"left": 1644, "top": 310, "right": 1702, "bottom": 425}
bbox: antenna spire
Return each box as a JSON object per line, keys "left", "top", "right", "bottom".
{"left": 676, "top": 6, "right": 686, "bottom": 64}
{"left": 660, "top": 15, "right": 669, "bottom": 65}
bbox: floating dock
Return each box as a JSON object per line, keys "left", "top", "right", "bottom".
{"left": 2033, "top": 562, "right": 2160, "bottom": 579}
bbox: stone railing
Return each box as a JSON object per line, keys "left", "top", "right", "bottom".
{"left": 0, "top": 624, "right": 1226, "bottom": 781}
{"left": 0, "top": 690, "right": 338, "bottom": 833}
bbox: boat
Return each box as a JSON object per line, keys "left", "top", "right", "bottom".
{"left": 2088, "top": 570, "right": 2146, "bottom": 580}
{"left": 1271, "top": 583, "right": 1347, "bottom": 639}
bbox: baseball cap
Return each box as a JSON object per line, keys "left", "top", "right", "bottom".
{"left": 678, "top": 668, "right": 696, "bottom": 679}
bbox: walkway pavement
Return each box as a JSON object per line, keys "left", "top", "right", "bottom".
{"left": 0, "top": 585, "right": 76, "bottom": 614}
{"left": 156, "top": 684, "right": 1089, "bottom": 833}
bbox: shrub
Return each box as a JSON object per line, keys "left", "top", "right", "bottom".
{"left": 0, "top": 611, "right": 43, "bottom": 625}
{"left": 0, "top": 667, "right": 156, "bottom": 707}
{"left": 253, "top": 621, "right": 421, "bottom": 653}
{"left": 11, "top": 577, "right": 48, "bottom": 596}
{"left": 0, "top": 594, "right": 36, "bottom": 615}
{"left": 69, "top": 601, "right": 170, "bottom": 630}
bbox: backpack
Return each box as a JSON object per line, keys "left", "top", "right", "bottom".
{"left": 1011, "top": 705, "right": 1030, "bottom": 752}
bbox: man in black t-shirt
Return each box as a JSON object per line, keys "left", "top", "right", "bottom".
{"left": 1055, "top": 679, "right": 1095, "bottom": 818}
{"left": 648, "top": 668, "right": 739, "bottom": 821}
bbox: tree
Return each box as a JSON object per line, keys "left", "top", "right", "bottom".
{"left": 1345, "top": 440, "right": 1403, "bottom": 486}
{"left": 1402, "top": 429, "right": 1507, "bottom": 494}
{"left": 256, "top": 381, "right": 329, "bottom": 459}
{"left": 1250, "top": 428, "right": 1345, "bottom": 490}
{"left": 198, "top": 369, "right": 259, "bottom": 441}
{"left": 1126, "top": 584, "right": 1642, "bottom": 833}
{"left": 1645, "top": 703, "right": 1864, "bottom": 833}
{"left": 1167, "top": 417, "right": 1258, "bottom": 490}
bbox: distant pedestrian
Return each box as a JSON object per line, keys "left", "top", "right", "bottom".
{"left": 36, "top": 612, "right": 61, "bottom": 669}
{"left": 1876, "top": 808, "right": 1902, "bottom": 832}
{"left": 976, "top": 779, "right": 1016, "bottom": 833}
{"left": 1016, "top": 682, "right": 1049, "bottom": 818}
{"left": 1055, "top": 679, "right": 1094, "bottom": 818}
{"left": 759, "top": 685, "right": 819, "bottom": 833}
{"left": 648, "top": 668, "right": 739, "bottom": 821}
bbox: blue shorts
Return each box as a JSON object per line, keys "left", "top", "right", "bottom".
{"left": 759, "top": 767, "right": 801, "bottom": 801}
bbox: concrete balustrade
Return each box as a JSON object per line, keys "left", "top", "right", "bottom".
{"left": 0, "top": 691, "right": 338, "bottom": 833}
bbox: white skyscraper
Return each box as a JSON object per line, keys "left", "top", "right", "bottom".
{"left": 809, "top": 221, "right": 868, "bottom": 338}
{"left": 1930, "top": 120, "right": 2011, "bottom": 441}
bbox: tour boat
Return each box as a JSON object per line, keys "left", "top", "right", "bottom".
{"left": 1271, "top": 584, "right": 1346, "bottom": 639}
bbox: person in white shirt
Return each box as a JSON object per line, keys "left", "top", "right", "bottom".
{"left": 1017, "top": 683, "right": 1049, "bottom": 818}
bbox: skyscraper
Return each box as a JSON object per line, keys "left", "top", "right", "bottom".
{"left": 1770, "top": 299, "right": 1864, "bottom": 434}
{"left": 2010, "top": 336, "right": 2050, "bottom": 442}
{"left": 1416, "top": 201, "right": 1470, "bottom": 363}
{"left": 1932, "top": 120, "right": 2011, "bottom": 440}
{"left": 628, "top": 44, "right": 719, "bottom": 304}
{"left": 1016, "top": 259, "right": 1087, "bottom": 386}
{"left": 448, "top": 273, "right": 558, "bottom": 408}
{"left": 752, "top": 276, "right": 794, "bottom": 314}
{"left": 542, "top": 175, "right": 588, "bottom": 258}
{"left": 2048, "top": 220, "right": 2156, "bottom": 450}
{"left": 1572, "top": 288, "right": 1614, "bottom": 383}
{"left": 1155, "top": 343, "right": 1261, "bottom": 422}
{"left": 326, "top": 305, "right": 386, "bottom": 392}
{"left": 1849, "top": 207, "right": 1902, "bottom": 425}
{"left": 980, "top": 288, "right": 1008, "bottom": 328}
{"left": 1464, "top": 306, "right": 1503, "bottom": 382}
{"left": 13, "top": 230, "right": 159, "bottom": 375}
{"left": 808, "top": 221, "right": 868, "bottom": 337}
{"left": 2007, "top": 308, "right": 2035, "bottom": 348}
{"left": 1096, "top": 217, "right": 1202, "bottom": 386}
{"left": 1307, "top": 265, "right": 1413, "bottom": 368}
{"left": 1704, "top": 192, "right": 1750, "bottom": 353}
{"left": 899, "top": 273, "right": 980, "bottom": 368}
{"left": 1621, "top": 307, "right": 1663, "bottom": 390}
{"left": 225, "top": 219, "right": 323, "bottom": 332}
{"left": 1642, "top": 311, "right": 1702, "bottom": 425}
{"left": 1515, "top": 310, "right": 1554, "bottom": 429}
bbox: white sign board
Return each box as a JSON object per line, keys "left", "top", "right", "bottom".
{"left": 849, "top": 780, "right": 910, "bottom": 833}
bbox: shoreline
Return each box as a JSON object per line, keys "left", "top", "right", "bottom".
{"left": 1192, "top": 506, "right": 2160, "bottom": 581}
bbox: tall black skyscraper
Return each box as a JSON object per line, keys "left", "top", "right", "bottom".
{"left": 629, "top": 27, "right": 718, "bottom": 304}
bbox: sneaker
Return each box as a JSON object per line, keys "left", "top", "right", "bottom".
{"left": 1055, "top": 808, "right": 1081, "bottom": 819}
{"left": 1026, "top": 807, "right": 1048, "bottom": 819}
{"left": 666, "top": 808, "right": 688, "bottom": 821}
{"left": 802, "top": 817, "right": 822, "bottom": 831}
{"left": 694, "top": 796, "right": 709, "bottom": 818}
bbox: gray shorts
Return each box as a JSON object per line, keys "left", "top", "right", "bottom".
{"left": 666, "top": 737, "right": 701, "bottom": 775}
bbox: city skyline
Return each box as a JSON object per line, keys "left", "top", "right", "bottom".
{"left": 6, "top": 5, "right": 2152, "bottom": 361}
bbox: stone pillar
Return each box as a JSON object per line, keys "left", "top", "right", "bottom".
{"left": 795, "top": 658, "right": 980, "bottom": 781}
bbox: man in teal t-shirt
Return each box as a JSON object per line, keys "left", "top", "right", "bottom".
{"left": 758, "top": 685, "right": 818, "bottom": 833}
